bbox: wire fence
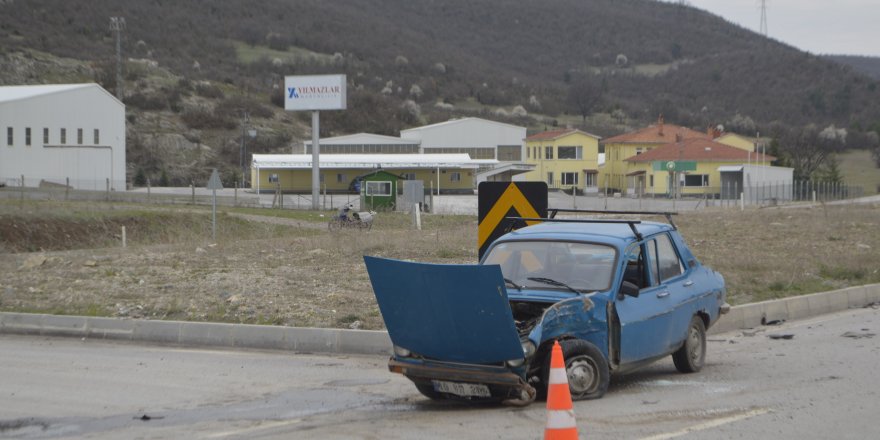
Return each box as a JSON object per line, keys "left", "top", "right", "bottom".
{"left": 1, "top": 175, "right": 867, "bottom": 213}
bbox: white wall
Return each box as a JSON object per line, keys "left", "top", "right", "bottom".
{"left": 0, "top": 85, "right": 125, "bottom": 190}
{"left": 743, "top": 164, "right": 794, "bottom": 201}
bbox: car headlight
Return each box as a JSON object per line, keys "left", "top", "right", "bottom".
{"left": 506, "top": 358, "right": 525, "bottom": 367}
{"left": 393, "top": 345, "right": 411, "bottom": 357}
{"left": 522, "top": 340, "right": 536, "bottom": 358}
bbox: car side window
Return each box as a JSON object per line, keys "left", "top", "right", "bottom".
{"left": 647, "top": 240, "right": 660, "bottom": 286}
{"left": 622, "top": 243, "right": 648, "bottom": 289}
{"left": 655, "top": 233, "right": 684, "bottom": 282}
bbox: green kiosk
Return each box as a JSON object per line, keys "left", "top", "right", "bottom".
{"left": 357, "top": 170, "right": 403, "bottom": 211}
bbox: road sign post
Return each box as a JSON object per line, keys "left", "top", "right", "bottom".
{"left": 206, "top": 169, "right": 224, "bottom": 241}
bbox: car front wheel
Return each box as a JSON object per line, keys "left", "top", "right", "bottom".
{"left": 550, "top": 339, "right": 610, "bottom": 400}
{"left": 673, "top": 316, "right": 706, "bottom": 373}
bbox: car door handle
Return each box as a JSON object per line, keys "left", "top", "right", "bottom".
{"left": 657, "top": 291, "right": 670, "bottom": 298}
{"left": 683, "top": 280, "right": 694, "bottom": 287}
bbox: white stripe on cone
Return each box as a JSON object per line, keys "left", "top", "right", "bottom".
{"left": 548, "top": 366, "right": 567, "bottom": 384}
{"left": 546, "top": 409, "right": 577, "bottom": 429}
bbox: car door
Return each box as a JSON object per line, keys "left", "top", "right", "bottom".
{"left": 647, "top": 233, "right": 693, "bottom": 354}
{"left": 615, "top": 233, "right": 689, "bottom": 364}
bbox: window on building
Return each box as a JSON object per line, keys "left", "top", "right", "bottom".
{"left": 450, "top": 172, "right": 461, "bottom": 182}
{"left": 649, "top": 175, "right": 654, "bottom": 187}
{"left": 336, "top": 173, "right": 346, "bottom": 183}
{"left": 43, "top": 128, "right": 49, "bottom": 144}
{"left": 546, "top": 172, "right": 554, "bottom": 186}
{"left": 6, "top": 127, "right": 12, "bottom": 146}
{"left": 544, "top": 146, "right": 553, "bottom": 160}
{"left": 558, "top": 146, "right": 582, "bottom": 159}
{"left": 402, "top": 173, "right": 416, "bottom": 180}
{"left": 497, "top": 145, "right": 521, "bottom": 161}
{"left": 585, "top": 173, "right": 597, "bottom": 187}
{"left": 94, "top": 129, "right": 100, "bottom": 144}
{"left": 25, "top": 128, "right": 31, "bottom": 146}
{"left": 635, "top": 147, "right": 644, "bottom": 155}
{"left": 77, "top": 128, "right": 83, "bottom": 144}
{"left": 60, "top": 128, "right": 66, "bottom": 144}
{"left": 365, "top": 181, "right": 392, "bottom": 196}
{"left": 526, "top": 147, "right": 531, "bottom": 159}
{"left": 683, "top": 174, "right": 709, "bottom": 187}
{"left": 561, "top": 172, "right": 579, "bottom": 186}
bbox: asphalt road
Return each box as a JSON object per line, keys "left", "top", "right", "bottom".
{"left": 1, "top": 306, "right": 878, "bottom": 439}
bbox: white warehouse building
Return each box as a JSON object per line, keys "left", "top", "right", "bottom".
{"left": 0, "top": 83, "right": 126, "bottom": 191}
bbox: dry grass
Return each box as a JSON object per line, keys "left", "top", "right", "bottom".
{"left": 676, "top": 205, "right": 880, "bottom": 304}
{"left": 1, "top": 200, "right": 878, "bottom": 329}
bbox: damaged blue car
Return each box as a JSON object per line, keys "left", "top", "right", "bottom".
{"left": 364, "top": 213, "right": 728, "bottom": 406}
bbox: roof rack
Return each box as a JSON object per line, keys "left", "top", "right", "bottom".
{"left": 505, "top": 210, "right": 678, "bottom": 241}
{"left": 547, "top": 209, "right": 678, "bottom": 230}
{"left": 506, "top": 217, "right": 645, "bottom": 240}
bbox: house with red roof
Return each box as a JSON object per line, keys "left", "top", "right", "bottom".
{"left": 624, "top": 137, "right": 791, "bottom": 199}
{"left": 599, "top": 115, "right": 711, "bottom": 193}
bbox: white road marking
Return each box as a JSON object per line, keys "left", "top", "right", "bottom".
{"left": 202, "top": 419, "right": 303, "bottom": 439}
{"left": 637, "top": 408, "right": 771, "bottom": 440}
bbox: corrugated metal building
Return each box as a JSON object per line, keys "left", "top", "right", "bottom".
{"left": 0, "top": 83, "right": 126, "bottom": 190}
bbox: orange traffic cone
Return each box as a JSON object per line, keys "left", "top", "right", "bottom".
{"left": 545, "top": 340, "right": 578, "bottom": 440}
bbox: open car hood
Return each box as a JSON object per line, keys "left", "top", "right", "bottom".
{"left": 364, "top": 256, "right": 523, "bottom": 364}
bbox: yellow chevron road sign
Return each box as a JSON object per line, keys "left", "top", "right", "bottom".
{"left": 477, "top": 182, "right": 547, "bottom": 259}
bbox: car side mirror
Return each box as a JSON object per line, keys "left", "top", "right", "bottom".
{"left": 618, "top": 281, "right": 640, "bottom": 299}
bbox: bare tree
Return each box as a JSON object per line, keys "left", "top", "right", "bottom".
{"left": 772, "top": 124, "right": 846, "bottom": 180}
{"left": 567, "top": 74, "right": 602, "bottom": 123}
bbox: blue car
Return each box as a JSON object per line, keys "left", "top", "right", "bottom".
{"left": 363, "top": 214, "right": 728, "bottom": 406}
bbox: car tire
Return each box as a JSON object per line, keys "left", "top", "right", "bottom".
{"left": 673, "top": 316, "right": 706, "bottom": 373}
{"left": 414, "top": 383, "right": 444, "bottom": 400}
{"left": 547, "top": 339, "right": 610, "bottom": 401}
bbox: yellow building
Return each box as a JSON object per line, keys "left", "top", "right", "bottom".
{"left": 520, "top": 129, "right": 601, "bottom": 192}
{"left": 623, "top": 138, "right": 776, "bottom": 197}
{"left": 250, "top": 153, "right": 490, "bottom": 194}
{"left": 600, "top": 118, "right": 711, "bottom": 194}
{"left": 715, "top": 132, "right": 757, "bottom": 152}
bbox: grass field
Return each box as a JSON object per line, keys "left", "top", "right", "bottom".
{"left": 1, "top": 199, "right": 878, "bottom": 328}
{"left": 837, "top": 149, "right": 880, "bottom": 196}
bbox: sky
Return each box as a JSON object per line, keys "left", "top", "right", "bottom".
{"left": 672, "top": 0, "right": 880, "bottom": 57}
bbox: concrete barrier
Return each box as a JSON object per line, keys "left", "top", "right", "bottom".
{"left": 2, "top": 283, "right": 878, "bottom": 354}
{"left": 708, "top": 283, "right": 880, "bottom": 334}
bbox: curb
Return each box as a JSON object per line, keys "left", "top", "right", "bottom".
{"left": 708, "top": 283, "right": 880, "bottom": 334}
{"left": 0, "top": 313, "right": 391, "bottom": 356}
{"left": 2, "top": 283, "right": 878, "bottom": 354}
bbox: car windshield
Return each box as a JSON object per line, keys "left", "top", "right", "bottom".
{"left": 483, "top": 241, "right": 617, "bottom": 293}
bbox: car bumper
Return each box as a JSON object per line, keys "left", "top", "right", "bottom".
{"left": 389, "top": 358, "right": 536, "bottom": 405}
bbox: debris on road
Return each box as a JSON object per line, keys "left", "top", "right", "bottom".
{"left": 768, "top": 334, "right": 795, "bottom": 340}
{"left": 840, "top": 331, "right": 875, "bottom": 339}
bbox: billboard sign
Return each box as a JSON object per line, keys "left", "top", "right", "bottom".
{"left": 284, "top": 74, "right": 347, "bottom": 111}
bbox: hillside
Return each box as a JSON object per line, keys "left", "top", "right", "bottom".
{"left": 824, "top": 55, "right": 880, "bottom": 80}
{"left": 1, "top": 0, "right": 878, "bottom": 185}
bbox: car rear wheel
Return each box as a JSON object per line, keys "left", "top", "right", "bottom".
{"left": 547, "top": 339, "right": 610, "bottom": 400}
{"left": 673, "top": 316, "right": 706, "bottom": 373}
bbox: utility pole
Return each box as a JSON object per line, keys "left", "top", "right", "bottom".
{"left": 109, "top": 17, "right": 126, "bottom": 101}
{"left": 240, "top": 110, "right": 249, "bottom": 188}
{"left": 239, "top": 111, "right": 255, "bottom": 188}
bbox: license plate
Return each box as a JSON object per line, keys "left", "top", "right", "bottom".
{"left": 432, "top": 380, "right": 491, "bottom": 397}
